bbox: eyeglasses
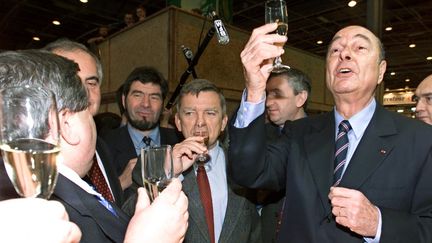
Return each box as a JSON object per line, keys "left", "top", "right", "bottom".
{"left": 412, "top": 94, "right": 432, "bottom": 105}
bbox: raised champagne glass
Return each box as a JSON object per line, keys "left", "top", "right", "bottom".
{"left": 265, "top": 0, "right": 290, "bottom": 72}
{"left": 0, "top": 86, "right": 60, "bottom": 199}
{"left": 141, "top": 145, "right": 182, "bottom": 202}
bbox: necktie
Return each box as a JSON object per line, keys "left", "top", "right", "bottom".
{"left": 333, "top": 120, "right": 352, "bottom": 186}
{"left": 94, "top": 193, "right": 118, "bottom": 217}
{"left": 88, "top": 156, "right": 115, "bottom": 202}
{"left": 143, "top": 136, "right": 152, "bottom": 147}
{"left": 196, "top": 165, "right": 215, "bottom": 243}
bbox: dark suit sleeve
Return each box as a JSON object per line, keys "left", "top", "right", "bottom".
{"left": 380, "top": 150, "right": 432, "bottom": 242}
{"left": 228, "top": 113, "right": 288, "bottom": 191}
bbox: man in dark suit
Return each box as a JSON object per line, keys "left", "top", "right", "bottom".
{"left": 103, "top": 66, "right": 181, "bottom": 203}
{"left": 43, "top": 39, "right": 124, "bottom": 206}
{"left": 228, "top": 24, "right": 432, "bottom": 242}
{"left": 172, "top": 79, "right": 262, "bottom": 243}
{"left": 0, "top": 50, "right": 130, "bottom": 242}
{"left": 259, "top": 68, "right": 311, "bottom": 243}
{"left": 0, "top": 50, "right": 190, "bottom": 243}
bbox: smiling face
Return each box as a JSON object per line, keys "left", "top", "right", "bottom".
{"left": 123, "top": 81, "right": 163, "bottom": 132}
{"left": 326, "top": 26, "right": 386, "bottom": 105}
{"left": 175, "top": 91, "right": 228, "bottom": 149}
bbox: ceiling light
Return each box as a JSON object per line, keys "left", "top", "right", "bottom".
{"left": 80, "top": 0, "right": 88, "bottom": 2}
{"left": 385, "top": 26, "right": 392, "bottom": 31}
{"left": 409, "top": 44, "right": 416, "bottom": 48}
{"left": 390, "top": 72, "right": 396, "bottom": 76}
{"left": 316, "top": 40, "right": 323, "bottom": 44}
{"left": 397, "top": 109, "right": 404, "bottom": 113}
{"left": 348, "top": 1, "right": 357, "bottom": 7}
{"left": 32, "top": 36, "right": 40, "bottom": 41}
{"left": 405, "top": 79, "right": 410, "bottom": 82}
{"left": 52, "top": 20, "right": 61, "bottom": 26}
{"left": 427, "top": 56, "right": 432, "bottom": 61}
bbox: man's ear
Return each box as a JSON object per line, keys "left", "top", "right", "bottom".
{"left": 295, "top": 91, "right": 308, "bottom": 108}
{"left": 174, "top": 113, "right": 182, "bottom": 132}
{"left": 58, "top": 109, "right": 80, "bottom": 146}
{"left": 221, "top": 114, "right": 228, "bottom": 132}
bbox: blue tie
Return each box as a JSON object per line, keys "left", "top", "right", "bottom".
{"left": 333, "top": 120, "right": 351, "bottom": 186}
{"left": 94, "top": 193, "right": 118, "bottom": 217}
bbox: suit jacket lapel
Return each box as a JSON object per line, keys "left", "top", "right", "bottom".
{"left": 340, "top": 105, "right": 396, "bottom": 189}
{"left": 218, "top": 180, "right": 246, "bottom": 242}
{"left": 304, "top": 112, "right": 336, "bottom": 215}
{"left": 54, "top": 174, "right": 129, "bottom": 242}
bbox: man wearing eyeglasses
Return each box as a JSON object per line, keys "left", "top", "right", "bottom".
{"left": 414, "top": 74, "right": 432, "bottom": 125}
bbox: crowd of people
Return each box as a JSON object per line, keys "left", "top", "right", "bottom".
{"left": 0, "top": 14, "right": 432, "bottom": 243}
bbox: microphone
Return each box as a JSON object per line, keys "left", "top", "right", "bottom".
{"left": 211, "top": 11, "right": 229, "bottom": 45}
{"left": 181, "top": 45, "right": 194, "bottom": 62}
{"left": 181, "top": 45, "right": 198, "bottom": 79}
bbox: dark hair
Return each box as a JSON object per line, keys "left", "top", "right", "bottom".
{"left": 268, "top": 68, "right": 311, "bottom": 109}
{"left": 43, "top": 38, "right": 104, "bottom": 84}
{"left": 0, "top": 49, "right": 88, "bottom": 138}
{"left": 122, "top": 66, "right": 168, "bottom": 100}
{"left": 176, "top": 79, "right": 226, "bottom": 115}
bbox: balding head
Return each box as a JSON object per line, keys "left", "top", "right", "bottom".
{"left": 415, "top": 74, "right": 432, "bottom": 125}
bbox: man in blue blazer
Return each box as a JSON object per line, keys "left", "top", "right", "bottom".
{"left": 228, "top": 24, "right": 432, "bottom": 242}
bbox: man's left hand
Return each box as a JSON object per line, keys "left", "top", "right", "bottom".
{"left": 328, "top": 187, "right": 379, "bottom": 237}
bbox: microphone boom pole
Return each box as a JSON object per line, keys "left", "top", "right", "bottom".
{"left": 165, "top": 26, "right": 216, "bottom": 109}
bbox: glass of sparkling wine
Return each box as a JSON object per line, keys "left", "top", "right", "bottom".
{"left": 265, "top": 0, "right": 290, "bottom": 73}
{"left": 194, "top": 129, "right": 210, "bottom": 165}
{"left": 141, "top": 145, "right": 182, "bottom": 202}
{"left": 0, "top": 86, "right": 60, "bottom": 199}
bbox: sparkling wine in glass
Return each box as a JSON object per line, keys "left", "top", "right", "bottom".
{"left": 141, "top": 145, "right": 182, "bottom": 202}
{"left": 194, "top": 130, "right": 210, "bottom": 164}
{"left": 265, "top": 0, "right": 290, "bottom": 73}
{"left": 0, "top": 86, "right": 60, "bottom": 199}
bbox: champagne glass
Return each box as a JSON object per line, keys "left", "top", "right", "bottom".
{"left": 141, "top": 145, "right": 182, "bottom": 202}
{"left": 265, "top": 0, "right": 290, "bottom": 73}
{"left": 193, "top": 129, "right": 210, "bottom": 165}
{"left": 0, "top": 86, "right": 60, "bottom": 199}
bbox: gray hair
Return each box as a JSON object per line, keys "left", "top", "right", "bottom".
{"left": 176, "top": 79, "right": 226, "bottom": 115}
{"left": 43, "top": 38, "right": 104, "bottom": 84}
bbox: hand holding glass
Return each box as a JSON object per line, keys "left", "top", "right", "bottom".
{"left": 141, "top": 145, "right": 182, "bottom": 202}
{"left": 0, "top": 86, "right": 60, "bottom": 199}
{"left": 265, "top": 0, "right": 290, "bottom": 72}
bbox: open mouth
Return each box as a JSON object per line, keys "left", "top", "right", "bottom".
{"left": 338, "top": 68, "right": 352, "bottom": 74}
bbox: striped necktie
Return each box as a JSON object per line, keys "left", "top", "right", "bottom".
{"left": 333, "top": 120, "right": 351, "bottom": 186}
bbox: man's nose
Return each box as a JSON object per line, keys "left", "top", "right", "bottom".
{"left": 339, "top": 48, "right": 352, "bottom": 61}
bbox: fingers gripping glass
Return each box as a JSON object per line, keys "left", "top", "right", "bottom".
{"left": 0, "top": 86, "right": 60, "bottom": 199}
{"left": 265, "top": 0, "right": 290, "bottom": 73}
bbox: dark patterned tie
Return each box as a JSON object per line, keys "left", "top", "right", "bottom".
{"left": 143, "top": 136, "right": 152, "bottom": 147}
{"left": 333, "top": 120, "right": 351, "bottom": 186}
{"left": 196, "top": 165, "right": 215, "bottom": 243}
{"left": 87, "top": 156, "right": 115, "bottom": 202}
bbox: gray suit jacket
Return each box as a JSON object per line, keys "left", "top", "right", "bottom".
{"left": 182, "top": 148, "right": 262, "bottom": 243}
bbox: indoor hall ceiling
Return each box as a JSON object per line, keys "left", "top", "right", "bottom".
{"left": 1, "top": 0, "right": 432, "bottom": 91}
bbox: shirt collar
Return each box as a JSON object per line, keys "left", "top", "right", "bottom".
{"left": 334, "top": 98, "right": 376, "bottom": 139}
{"left": 57, "top": 163, "right": 101, "bottom": 197}
{"left": 127, "top": 123, "right": 161, "bottom": 148}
